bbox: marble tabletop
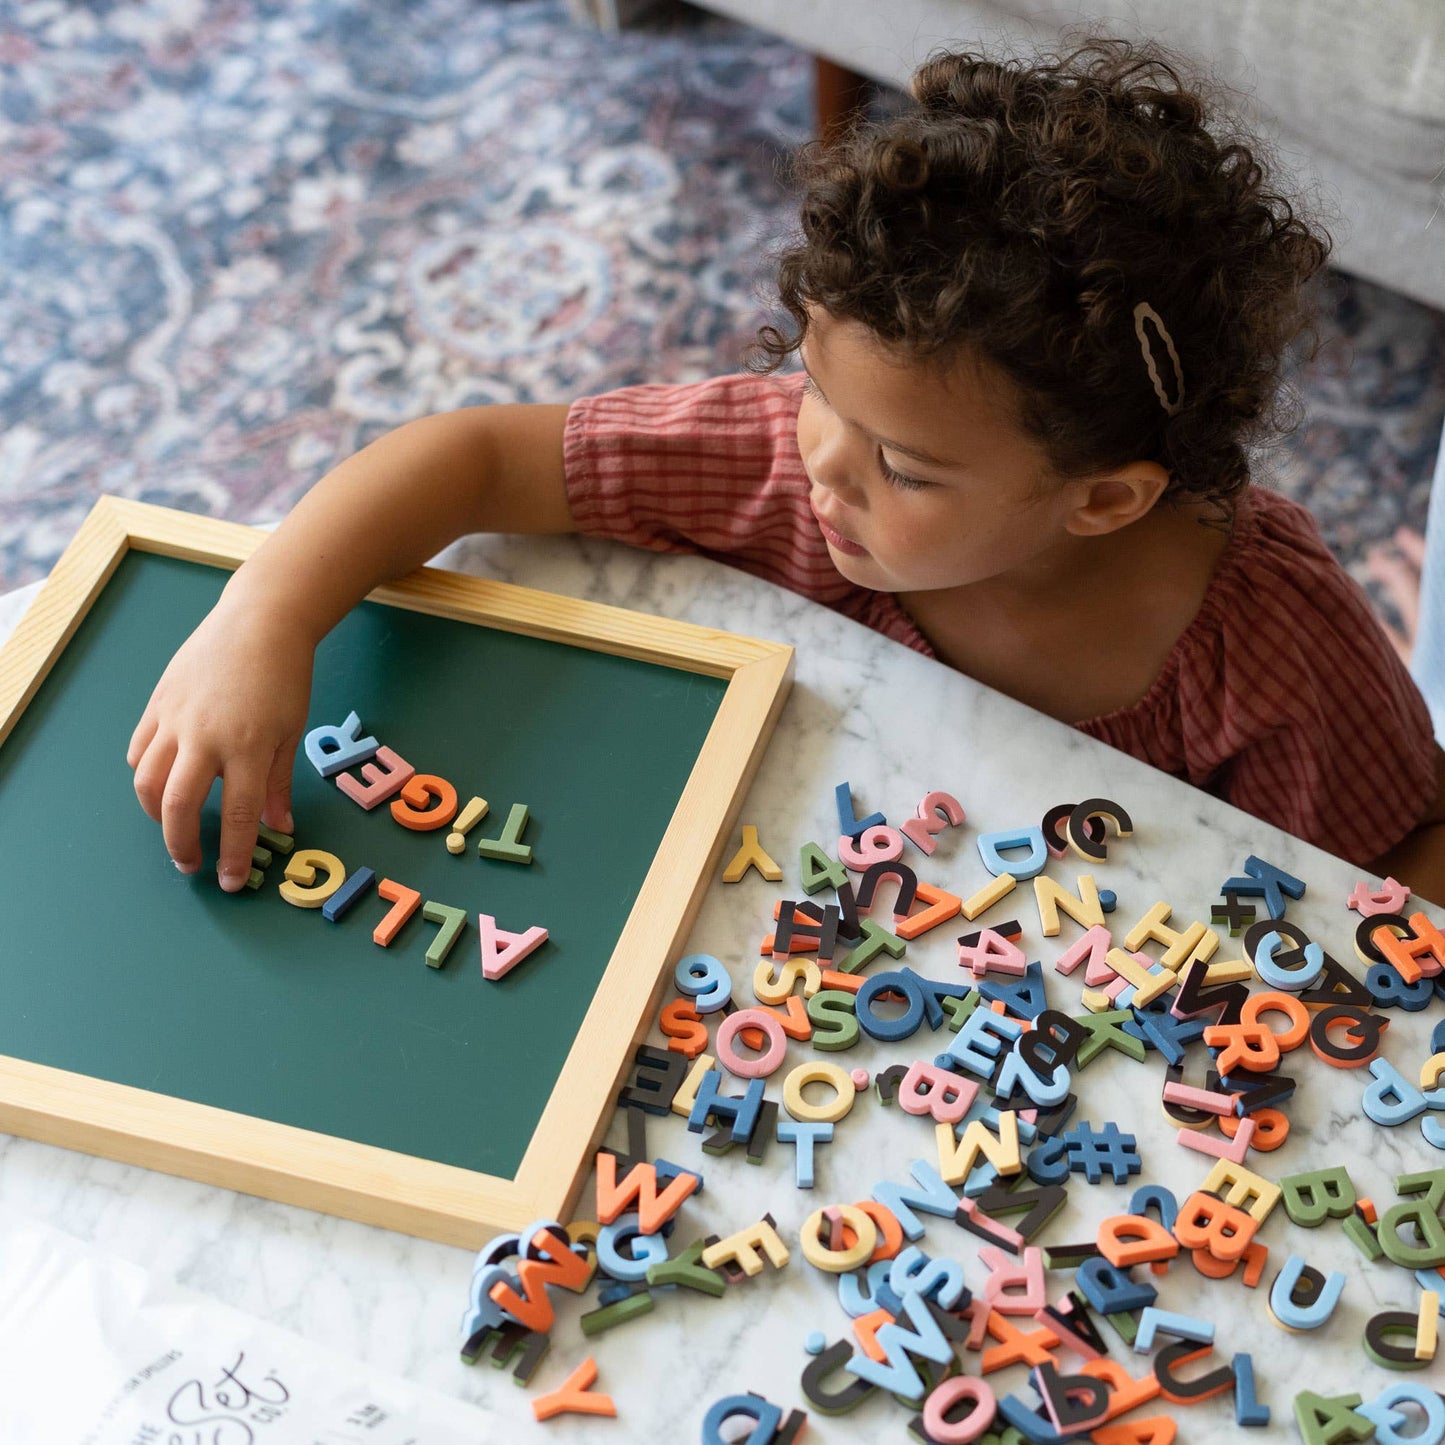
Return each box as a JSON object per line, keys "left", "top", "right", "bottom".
{"left": 1, "top": 528, "right": 1442, "bottom": 1444}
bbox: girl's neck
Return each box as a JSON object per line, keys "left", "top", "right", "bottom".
{"left": 898, "top": 497, "right": 1234, "bottom": 723}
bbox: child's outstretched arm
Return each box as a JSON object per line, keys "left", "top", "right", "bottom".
{"left": 127, "top": 404, "right": 573, "bottom": 891}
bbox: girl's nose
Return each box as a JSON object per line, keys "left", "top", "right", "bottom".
{"left": 809, "top": 421, "right": 867, "bottom": 507}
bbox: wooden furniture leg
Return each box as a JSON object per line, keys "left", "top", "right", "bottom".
{"left": 815, "top": 54, "right": 874, "bottom": 146}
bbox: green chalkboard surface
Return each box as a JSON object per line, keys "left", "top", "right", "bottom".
{"left": 0, "top": 548, "right": 728, "bottom": 1182}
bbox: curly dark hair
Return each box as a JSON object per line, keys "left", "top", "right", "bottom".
{"left": 749, "top": 35, "right": 1335, "bottom": 513}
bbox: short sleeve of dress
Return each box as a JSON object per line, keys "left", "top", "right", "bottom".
{"left": 562, "top": 371, "right": 855, "bottom": 606}
{"left": 1108, "top": 488, "right": 1438, "bottom": 866}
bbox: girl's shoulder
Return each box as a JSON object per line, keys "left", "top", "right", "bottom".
{"left": 1223, "top": 482, "right": 1347, "bottom": 568}
{"left": 1086, "top": 482, "right": 1366, "bottom": 723}
{"left": 1187, "top": 482, "right": 1383, "bottom": 648}
{"left": 1084, "top": 481, "right": 1437, "bottom": 865}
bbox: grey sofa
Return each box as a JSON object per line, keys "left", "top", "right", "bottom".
{"left": 690, "top": 0, "right": 1445, "bottom": 313}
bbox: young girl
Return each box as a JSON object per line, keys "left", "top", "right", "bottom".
{"left": 128, "top": 37, "right": 1445, "bottom": 901}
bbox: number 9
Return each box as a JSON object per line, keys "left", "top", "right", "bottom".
{"left": 675, "top": 952, "right": 732, "bottom": 1013}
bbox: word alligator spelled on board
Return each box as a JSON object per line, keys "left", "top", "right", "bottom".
{"left": 246, "top": 711, "right": 548, "bottom": 981}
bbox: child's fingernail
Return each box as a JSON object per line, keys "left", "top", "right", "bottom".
{"left": 175, "top": 860, "right": 197, "bottom": 875}
{"left": 218, "top": 868, "right": 244, "bottom": 891}
{"left": 281, "top": 810, "right": 294, "bottom": 833}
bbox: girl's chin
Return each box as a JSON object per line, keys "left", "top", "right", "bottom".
{"left": 827, "top": 544, "right": 892, "bottom": 587}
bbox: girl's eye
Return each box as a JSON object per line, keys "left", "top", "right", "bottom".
{"left": 801, "top": 370, "right": 929, "bottom": 491}
{"left": 879, "top": 455, "right": 928, "bottom": 491}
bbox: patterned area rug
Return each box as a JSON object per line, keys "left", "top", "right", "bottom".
{"left": 4, "top": 0, "right": 1443, "bottom": 633}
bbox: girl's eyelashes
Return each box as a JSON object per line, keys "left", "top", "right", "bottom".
{"left": 800, "top": 373, "right": 823, "bottom": 400}
{"left": 879, "top": 455, "right": 929, "bottom": 491}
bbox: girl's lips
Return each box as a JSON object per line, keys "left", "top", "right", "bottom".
{"left": 812, "top": 505, "right": 869, "bottom": 557}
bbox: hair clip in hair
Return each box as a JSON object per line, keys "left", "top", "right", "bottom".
{"left": 1133, "top": 302, "right": 1184, "bottom": 416}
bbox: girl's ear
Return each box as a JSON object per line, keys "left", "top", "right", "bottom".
{"left": 1063, "top": 462, "right": 1171, "bottom": 537}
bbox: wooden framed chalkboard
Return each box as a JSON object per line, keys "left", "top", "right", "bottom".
{"left": 0, "top": 498, "right": 792, "bottom": 1246}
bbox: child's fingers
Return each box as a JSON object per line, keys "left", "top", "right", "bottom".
{"left": 217, "top": 759, "right": 269, "bottom": 892}
{"left": 131, "top": 732, "right": 179, "bottom": 827}
{"left": 126, "top": 707, "right": 158, "bottom": 770}
{"left": 1367, "top": 546, "right": 1421, "bottom": 638}
{"left": 161, "top": 751, "right": 219, "bottom": 877}
{"left": 1394, "top": 525, "right": 1427, "bottom": 568}
{"left": 260, "top": 738, "right": 298, "bottom": 836}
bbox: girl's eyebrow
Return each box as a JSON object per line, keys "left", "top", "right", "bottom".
{"left": 799, "top": 345, "right": 964, "bottom": 469}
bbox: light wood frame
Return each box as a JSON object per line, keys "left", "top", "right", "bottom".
{"left": 0, "top": 497, "right": 793, "bottom": 1248}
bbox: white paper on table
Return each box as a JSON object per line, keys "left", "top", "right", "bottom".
{"left": 0, "top": 1213, "right": 485, "bottom": 1445}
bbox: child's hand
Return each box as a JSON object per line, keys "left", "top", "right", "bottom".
{"left": 127, "top": 601, "right": 314, "bottom": 891}
{"left": 123, "top": 402, "right": 571, "bottom": 886}
{"left": 1365, "top": 525, "right": 1426, "bottom": 664}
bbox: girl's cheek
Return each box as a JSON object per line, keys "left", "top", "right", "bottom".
{"left": 795, "top": 399, "right": 819, "bottom": 457}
